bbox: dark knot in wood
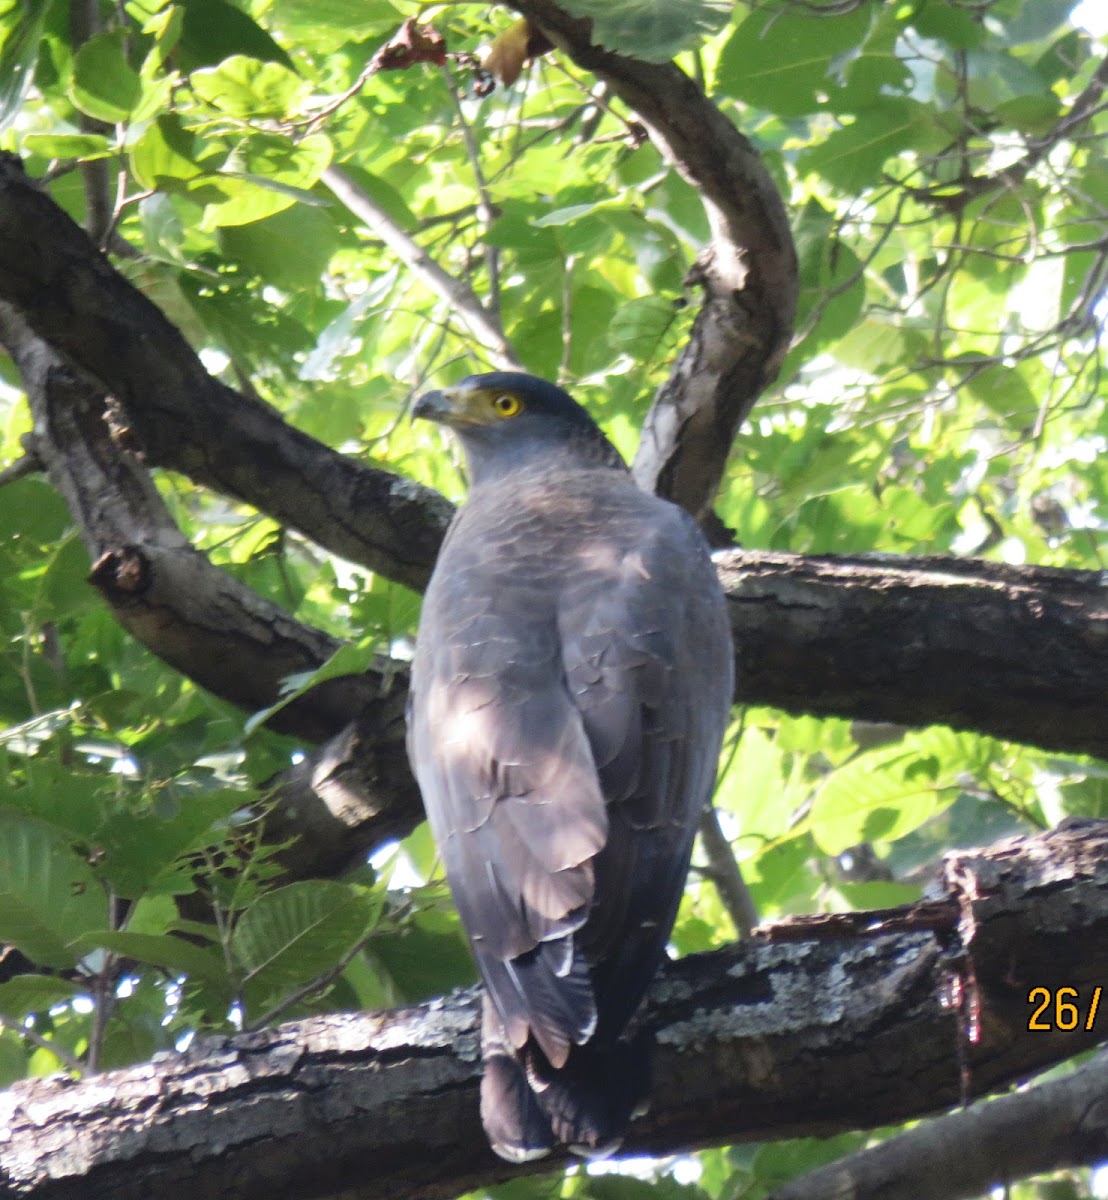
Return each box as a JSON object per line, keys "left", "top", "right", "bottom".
{"left": 90, "top": 546, "right": 151, "bottom": 597}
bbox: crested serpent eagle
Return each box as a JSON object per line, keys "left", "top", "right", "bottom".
{"left": 407, "top": 371, "right": 733, "bottom": 1161}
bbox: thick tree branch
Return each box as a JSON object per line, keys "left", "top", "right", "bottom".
{"left": 0, "top": 118, "right": 1103, "bottom": 898}
{"left": 769, "top": 1047, "right": 1108, "bottom": 1200}
{"left": 718, "top": 549, "right": 1108, "bottom": 760}
{"left": 511, "top": 1, "right": 798, "bottom": 524}
{"left": 1, "top": 822, "right": 1105, "bottom": 1200}
{"left": 0, "top": 154, "right": 451, "bottom": 593}
{"left": 279, "top": 548, "right": 1108, "bottom": 869}
{"left": 0, "top": 304, "right": 379, "bottom": 743}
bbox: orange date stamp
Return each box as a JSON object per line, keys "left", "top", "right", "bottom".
{"left": 1027, "top": 986, "right": 1102, "bottom": 1032}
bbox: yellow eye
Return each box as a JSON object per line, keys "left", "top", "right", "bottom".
{"left": 491, "top": 393, "right": 522, "bottom": 418}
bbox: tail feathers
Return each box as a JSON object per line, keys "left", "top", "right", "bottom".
{"left": 480, "top": 996, "right": 556, "bottom": 1163}
{"left": 480, "top": 995, "right": 650, "bottom": 1163}
{"left": 526, "top": 1035, "right": 650, "bottom": 1157}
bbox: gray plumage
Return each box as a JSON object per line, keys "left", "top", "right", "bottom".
{"left": 406, "top": 372, "right": 733, "bottom": 1161}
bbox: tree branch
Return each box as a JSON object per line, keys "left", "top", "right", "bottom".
{"left": 320, "top": 166, "right": 520, "bottom": 370}
{"left": 0, "top": 154, "right": 452, "bottom": 593}
{"left": 719, "top": 549, "right": 1108, "bottom": 759}
{"left": 510, "top": 1, "right": 798, "bottom": 524}
{"left": 1, "top": 821, "right": 1105, "bottom": 1200}
{"left": 1, "top": 314, "right": 1101, "bottom": 892}
{"left": 0, "top": 303, "right": 379, "bottom": 743}
{"left": 698, "top": 806, "right": 759, "bottom": 938}
{"left": 768, "top": 1046, "right": 1108, "bottom": 1200}
{"left": 68, "top": 0, "right": 114, "bottom": 250}
{"left": 902, "top": 53, "right": 1108, "bottom": 214}
{"left": 0, "top": 305, "right": 420, "bottom": 888}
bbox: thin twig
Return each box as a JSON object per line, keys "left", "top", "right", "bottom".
{"left": 699, "top": 806, "right": 759, "bottom": 939}
{"left": 442, "top": 61, "right": 503, "bottom": 320}
{"left": 321, "top": 166, "right": 521, "bottom": 370}
{"left": 0, "top": 1013, "right": 85, "bottom": 1075}
{"left": 69, "top": 0, "right": 115, "bottom": 247}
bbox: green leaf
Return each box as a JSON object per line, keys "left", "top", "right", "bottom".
{"left": 69, "top": 930, "right": 227, "bottom": 982}
{"left": 368, "top": 906, "right": 476, "bottom": 1002}
{"left": 70, "top": 31, "right": 142, "bottom": 123}
{"left": 0, "top": 478, "right": 70, "bottom": 543}
{"left": 0, "top": 812, "right": 109, "bottom": 967}
{"left": 607, "top": 295, "right": 676, "bottom": 355}
{"left": 962, "top": 48, "right": 1050, "bottom": 110}
{"left": 799, "top": 100, "right": 936, "bottom": 192}
{"left": 176, "top": 0, "right": 294, "bottom": 71}
{"left": 716, "top": 726, "right": 788, "bottom": 842}
{"left": 585, "top": 1173, "right": 709, "bottom": 1200}
{"left": 532, "top": 201, "right": 609, "bottom": 228}
{"left": 0, "top": 975, "right": 82, "bottom": 1019}
{"left": 993, "top": 93, "right": 1062, "bottom": 135}
{"left": 0, "top": 1032, "right": 25, "bottom": 1087}
{"left": 21, "top": 132, "right": 113, "bottom": 161}
{"left": 231, "top": 881, "right": 381, "bottom": 1008}
{"left": 190, "top": 55, "right": 309, "bottom": 119}
{"left": 139, "top": 192, "right": 189, "bottom": 263}
{"left": 558, "top": 0, "right": 730, "bottom": 62}
{"left": 243, "top": 638, "right": 379, "bottom": 735}
{"left": 262, "top": 0, "right": 400, "bottom": 44}
{"left": 139, "top": 4, "right": 184, "bottom": 75}
{"left": 1001, "top": 0, "right": 1078, "bottom": 46}
{"left": 93, "top": 789, "right": 241, "bottom": 898}
{"left": 193, "top": 132, "right": 332, "bottom": 228}
{"left": 911, "top": 2, "right": 984, "bottom": 49}
{"left": 37, "top": 535, "right": 94, "bottom": 622}
{"left": 965, "top": 361, "right": 1039, "bottom": 428}
{"left": 811, "top": 728, "right": 997, "bottom": 854}
{"left": 0, "top": 0, "right": 52, "bottom": 131}
{"left": 717, "top": 5, "right": 873, "bottom": 116}
{"left": 129, "top": 113, "right": 202, "bottom": 190}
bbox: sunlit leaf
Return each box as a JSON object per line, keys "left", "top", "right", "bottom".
{"left": 232, "top": 880, "right": 382, "bottom": 1009}
{"left": 70, "top": 31, "right": 142, "bottom": 123}
{"left": 717, "top": 5, "right": 873, "bottom": 116}
{"left": 559, "top": 0, "right": 731, "bottom": 63}
{"left": 0, "top": 975, "right": 83, "bottom": 1019}
{"left": 0, "top": 813, "right": 109, "bottom": 967}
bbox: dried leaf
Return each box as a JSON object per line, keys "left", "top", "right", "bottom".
{"left": 370, "top": 18, "right": 447, "bottom": 72}
{"left": 482, "top": 19, "right": 554, "bottom": 87}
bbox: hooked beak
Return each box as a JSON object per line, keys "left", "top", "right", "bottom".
{"left": 413, "top": 385, "right": 477, "bottom": 427}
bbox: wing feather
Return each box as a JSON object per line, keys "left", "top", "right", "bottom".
{"left": 409, "top": 472, "right": 732, "bottom": 1078}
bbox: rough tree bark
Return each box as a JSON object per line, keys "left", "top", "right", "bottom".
{"left": 0, "top": 155, "right": 450, "bottom": 594}
{"left": 4, "top": 299, "right": 1105, "bottom": 893}
{"left": 1, "top": 823, "right": 1106, "bottom": 1200}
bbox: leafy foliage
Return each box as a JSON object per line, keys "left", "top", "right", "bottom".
{"left": 559, "top": 0, "right": 732, "bottom": 62}
{"left": 0, "top": 0, "right": 1105, "bottom": 1195}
